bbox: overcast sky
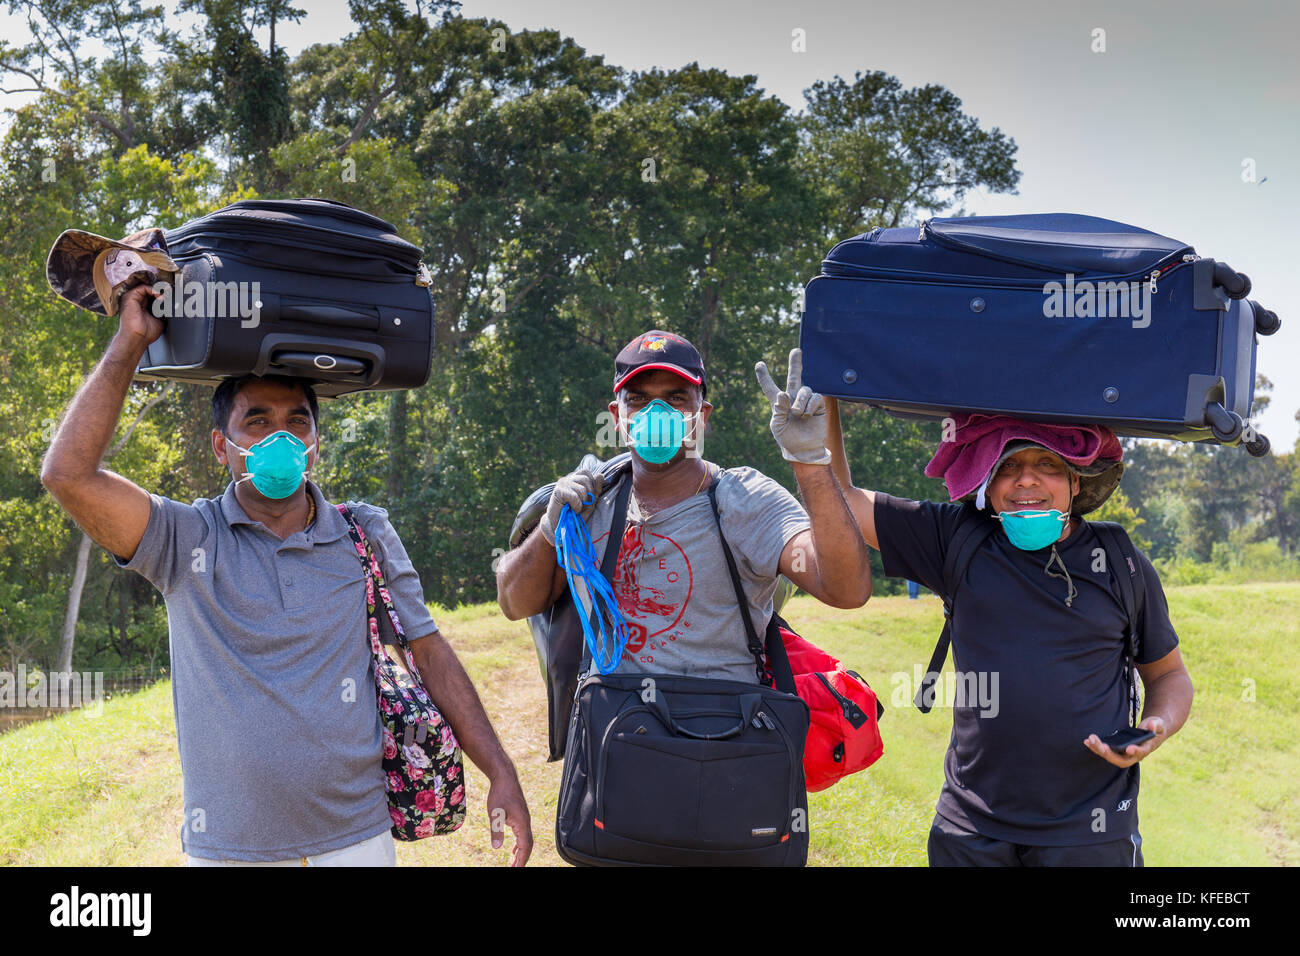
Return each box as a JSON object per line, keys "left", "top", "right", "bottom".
{"left": 5, "top": 0, "right": 1297, "bottom": 448}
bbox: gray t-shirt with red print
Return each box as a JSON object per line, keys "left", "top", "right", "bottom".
{"left": 582, "top": 466, "right": 811, "bottom": 683}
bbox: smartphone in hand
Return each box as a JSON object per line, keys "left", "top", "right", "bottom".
{"left": 1099, "top": 726, "right": 1155, "bottom": 752}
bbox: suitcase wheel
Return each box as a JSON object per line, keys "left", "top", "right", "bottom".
{"left": 1243, "top": 433, "right": 1271, "bottom": 458}
{"left": 1212, "top": 262, "right": 1252, "bottom": 299}
{"left": 1206, "top": 403, "right": 1244, "bottom": 443}
{"left": 1250, "top": 300, "right": 1281, "bottom": 336}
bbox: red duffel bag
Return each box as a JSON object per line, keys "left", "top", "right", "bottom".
{"left": 776, "top": 617, "right": 884, "bottom": 792}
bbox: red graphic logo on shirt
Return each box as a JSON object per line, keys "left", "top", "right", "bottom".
{"left": 593, "top": 523, "right": 693, "bottom": 648}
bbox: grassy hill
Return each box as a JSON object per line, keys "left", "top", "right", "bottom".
{"left": 2, "top": 584, "right": 1296, "bottom": 866}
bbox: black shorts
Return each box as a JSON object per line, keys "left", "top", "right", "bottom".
{"left": 927, "top": 813, "right": 1144, "bottom": 867}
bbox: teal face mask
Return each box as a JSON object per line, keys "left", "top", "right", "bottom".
{"left": 227, "top": 430, "right": 315, "bottom": 499}
{"left": 997, "top": 509, "right": 1067, "bottom": 551}
{"left": 626, "top": 399, "right": 691, "bottom": 465}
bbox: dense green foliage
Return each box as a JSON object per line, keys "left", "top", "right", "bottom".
{"left": 1, "top": 1, "right": 1295, "bottom": 674}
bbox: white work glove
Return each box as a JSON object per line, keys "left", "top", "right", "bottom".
{"left": 755, "top": 347, "right": 831, "bottom": 465}
{"left": 538, "top": 468, "right": 605, "bottom": 545}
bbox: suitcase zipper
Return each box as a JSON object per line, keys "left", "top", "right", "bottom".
{"left": 919, "top": 218, "right": 1193, "bottom": 279}
{"left": 820, "top": 256, "right": 1193, "bottom": 291}
{"left": 171, "top": 246, "right": 418, "bottom": 283}
{"left": 229, "top": 198, "right": 397, "bottom": 231}
{"left": 168, "top": 218, "right": 423, "bottom": 269}
{"left": 757, "top": 703, "right": 807, "bottom": 841}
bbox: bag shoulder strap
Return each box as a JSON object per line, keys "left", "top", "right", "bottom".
{"left": 337, "top": 503, "right": 401, "bottom": 646}
{"left": 577, "top": 473, "right": 633, "bottom": 676}
{"left": 706, "top": 478, "right": 796, "bottom": 694}
{"left": 941, "top": 502, "right": 1000, "bottom": 601}
{"left": 1086, "top": 520, "right": 1146, "bottom": 656}
{"left": 1087, "top": 519, "right": 1146, "bottom": 727}
{"left": 338, "top": 503, "right": 428, "bottom": 721}
{"left": 764, "top": 612, "right": 798, "bottom": 698}
{"left": 915, "top": 503, "right": 997, "bottom": 713}
{"left": 600, "top": 473, "right": 633, "bottom": 581}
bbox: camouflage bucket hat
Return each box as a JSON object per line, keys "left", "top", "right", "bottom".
{"left": 46, "top": 227, "right": 179, "bottom": 316}
{"left": 971, "top": 439, "right": 1125, "bottom": 517}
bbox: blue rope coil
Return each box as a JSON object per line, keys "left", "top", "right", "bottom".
{"left": 554, "top": 503, "right": 628, "bottom": 675}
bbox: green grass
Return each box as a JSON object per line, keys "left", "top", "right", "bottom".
{"left": 2, "top": 583, "right": 1296, "bottom": 866}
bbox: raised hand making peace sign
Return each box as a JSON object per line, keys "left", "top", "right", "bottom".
{"left": 755, "top": 347, "right": 832, "bottom": 466}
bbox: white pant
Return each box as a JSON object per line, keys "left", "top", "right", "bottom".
{"left": 186, "top": 830, "right": 396, "bottom": 867}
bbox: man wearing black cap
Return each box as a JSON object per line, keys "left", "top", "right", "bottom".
{"left": 497, "top": 330, "right": 870, "bottom": 684}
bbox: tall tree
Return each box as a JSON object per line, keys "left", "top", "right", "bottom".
{"left": 800, "top": 70, "right": 1021, "bottom": 241}
{"left": 0, "top": 0, "right": 173, "bottom": 155}
{"left": 177, "top": 0, "right": 304, "bottom": 182}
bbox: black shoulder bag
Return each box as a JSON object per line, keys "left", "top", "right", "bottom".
{"left": 555, "top": 478, "right": 810, "bottom": 867}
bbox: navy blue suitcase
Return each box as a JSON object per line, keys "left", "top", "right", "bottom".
{"left": 134, "top": 198, "right": 434, "bottom": 398}
{"left": 800, "top": 214, "right": 1279, "bottom": 455}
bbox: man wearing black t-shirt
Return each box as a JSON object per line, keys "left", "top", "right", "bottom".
{"left": 820, "top": 392, "right": 1193, "bottom": 867}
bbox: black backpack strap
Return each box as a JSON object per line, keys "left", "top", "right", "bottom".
{"left": 601, "top": 475, "right": 633, "bottom": 580}
{"left": 915, "top": 503, "right": 997, "bottom": 713}
{"left": 576, "top": 473, "right": 633, "bottom": 678}
{"left": 1088, "top": 519, "right": 1146, "bottom": 727}
{"left": 1087, "top": 521, "right": 1144, "bottom": 654}
{"left": 707, "top": 480, "right": 797, "bottom": 695}
{"left": 764, "top": 614, "right": 797, "bottom": 698}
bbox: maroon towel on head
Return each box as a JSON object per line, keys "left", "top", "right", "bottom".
{"left": 925, "top": 413, "right": 1122, "bottom": 502}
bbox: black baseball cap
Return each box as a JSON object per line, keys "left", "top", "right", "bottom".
{"left": 613, "top": 330, "right": 706, "bottom": 396}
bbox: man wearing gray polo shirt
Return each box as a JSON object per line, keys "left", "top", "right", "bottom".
{"left": 40, "top": 284, "right": 532, "bottom": 866}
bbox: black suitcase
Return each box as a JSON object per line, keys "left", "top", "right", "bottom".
{"left": 134, "top": 198, "right": 434, "bottom": 398}
{"left": 800, "top": 214, "right": 1279, "bottom": 456}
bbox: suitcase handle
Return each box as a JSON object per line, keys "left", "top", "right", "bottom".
{"left": 270, "top": 350, "right": 369, "bottom": 375}
{"left": 645, "top": 692, "right": 764, "bottom": 741}
{"left": 252, "top": 333, "right": 385, "bottom": 388}
{"left": 258, "top": 293, "right": 380, "bottom": 330}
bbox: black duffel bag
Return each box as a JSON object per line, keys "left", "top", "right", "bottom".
{"left": 555, "top": 480, "right": 810, "bottom": 867}
{"left": 136, "top": 198, "right": 434, "bottom": 398}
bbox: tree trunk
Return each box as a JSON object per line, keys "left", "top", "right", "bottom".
{"left": 387, "top": 389, "right": 409, "bottom": 504}
{"left": 57, "top": 532, "right": 93, "bottom": 674}
{"left": 53, "top": 381, "right": 173, "bottom": 675}
{"left": 696, "top": 247, "right": 721, "bottom": 368}
{"left": 697, "top": 284, "right": 719, "bottom": 369}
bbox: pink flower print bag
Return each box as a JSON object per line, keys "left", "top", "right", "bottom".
{"left": 338, "top": 505, "right": 466, "bottom": 840}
